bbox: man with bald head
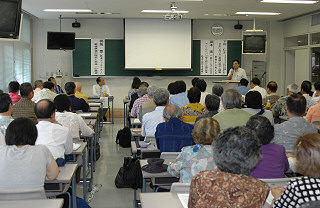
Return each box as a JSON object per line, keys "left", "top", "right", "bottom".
{"left": 35, "top": 99, "right": 73, "bottom": 166}
{"left": 155, "top": 104, "right": 194, "bottom": 152}
{"left": 75, "top": 82, "right": 89, "bottom": 104}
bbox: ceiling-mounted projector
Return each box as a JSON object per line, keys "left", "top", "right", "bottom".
{"left": 163, "top": 2, "right": 184, "bottom": 20}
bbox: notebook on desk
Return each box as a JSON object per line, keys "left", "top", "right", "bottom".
{"left": 73, "top": 143, "right": 81, "bottom": 151}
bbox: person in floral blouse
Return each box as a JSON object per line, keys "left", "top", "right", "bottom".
{"left": 188, "top": 126, "right": 270, "bottom": 208}
{"left": 181, "top": 87, "right": 208, "bottom": 123}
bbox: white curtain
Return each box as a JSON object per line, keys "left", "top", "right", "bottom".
{"left": 0, "top": 14, "right": 31, "bottom": 91}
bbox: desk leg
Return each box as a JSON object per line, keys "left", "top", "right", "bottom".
{"left": 142, "top": 178, "right": 146, "bottom": 193}
{"left": 93, "top": 129, "right": 97, "bottom": 172}
{"left": 82, "top": 148, "right": 87, "bottom": 201}
{"left": 123, "top": 102, "right": 126, "bottom": 127}
{"left": 89, "top": 137, "right": 94, "bottom": 191}
{"left": 111, "top": 98, "right": 114, "bottom": 124}
{"left": 71, "top": 174, "right": 77, "bottom": 208}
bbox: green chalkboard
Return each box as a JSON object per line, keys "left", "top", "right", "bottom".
{"left": 72, "top": 39, "right": 242, "bottom": 77}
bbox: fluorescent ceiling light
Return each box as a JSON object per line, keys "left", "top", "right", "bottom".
{"left": 141, "top": 10, "right": 189, "bottom": 14}
{"left": 236, "top": 12, "right": 281, "bottom": 15}
{"left": 261, "top": 0, "right": 317, "bottom": 4}
{"left": 44, "top": 9, "right": 92, "bottom": 12}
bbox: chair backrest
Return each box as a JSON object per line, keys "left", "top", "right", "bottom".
{"left": 0, "top": 188, "right": 46, "bottom": 200}
{"left": 259, "top": 177, "right": 302, "bottom": 188}
{"left": 170, "top": 182, "right": 190, "bottom": 194}
{"left": 160, "top": 152, "right": 179, "bottom": 160}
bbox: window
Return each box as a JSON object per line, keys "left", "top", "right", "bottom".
{"left": 0, "top": 14, "right": 31, "bottom": 91}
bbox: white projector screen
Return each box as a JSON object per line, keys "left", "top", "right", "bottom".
{"left": 125, "top": 19, "right": 192, "bottom": 70}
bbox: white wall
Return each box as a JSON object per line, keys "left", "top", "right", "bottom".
{"left": 32, "top": 18, "right": 283, "bottom": 108}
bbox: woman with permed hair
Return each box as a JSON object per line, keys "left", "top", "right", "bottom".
{"left": 272, "top": 133, "right": 320, "bottom": 207}
{"left": 167, "top": 117, "right": 220, "bottom": 183}
{"left": 188, "top": 126, "right": 270, "bottom": 208}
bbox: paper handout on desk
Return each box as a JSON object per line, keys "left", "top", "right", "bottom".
{"left": 78, "top": 113, "right": 91, "bottom": 117}
{"left": 178, "top": 193, "right": 189, "bottom": 208}
{"left": 73, "top": 143, "right": 81, "bottom": 151}
{"left": 89, "top": 103, "right": 101, "bottom": 107}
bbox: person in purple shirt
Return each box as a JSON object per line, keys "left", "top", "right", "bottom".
{"left": 247, "top": 115, "right": 289, "bottom": 179}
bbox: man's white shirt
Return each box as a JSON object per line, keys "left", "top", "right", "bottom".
{"left": 35, "top": 121, "right": 73, "bottom": 159}
{"left": 228, "top": 68, "right": 247, "bottom": 81}
{"left": 55, "top": 111, "right": 94, "bottom": 139}
{"left": 248, "top": 85, "right": 267, "bottom": 99}
{"left": 93, "top": 84, "right": 110, "bottom": 97}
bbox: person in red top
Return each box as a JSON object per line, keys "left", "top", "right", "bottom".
{"left": 8, "top": 81, "right": 21, "bottom": 104}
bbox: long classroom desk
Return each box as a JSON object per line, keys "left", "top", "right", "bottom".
{"left": 45, "top": 164, "right": 78, "bottom": 208}
{"left": 70, "top": 140, "right": 88, "bottom": 201}
{"left": 140, "top": 192, "right": 184, "bottom": 208}
{"left": 0, "top": 199, "right": 64, "bottom": 208}
{"left": 88, "top": 96, "right": 114, "bottom": 124}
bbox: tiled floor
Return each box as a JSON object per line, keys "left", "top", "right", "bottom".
{"left": 83, "top": 118, "right": 135, "bottom": 208}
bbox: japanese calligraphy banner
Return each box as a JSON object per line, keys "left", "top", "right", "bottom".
{"left": 200, "top": 40, "right": 227, "bottom": 76}
{"left": 91, "top": 39, "right": 105, "bottom": 75}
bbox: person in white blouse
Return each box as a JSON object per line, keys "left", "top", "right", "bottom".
{"left": 34, "top": 99, "right": 73, "bottom": 163}
{"left": 227, "top": 60, "right": 247, "bottom": 81}
{"left": 93, "top": 77, "right": 110, "bottom": 97}
{"left": 54, "top": 94, "right": 94, "bottom": 139}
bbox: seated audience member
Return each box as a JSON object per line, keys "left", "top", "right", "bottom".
{"left": 312, "top": 81, "right": 320, "bottom": 103}
{"left": 35, "top": 99, "right": 73, "bottom": 164}
{"left": 167, "top": 82, "right": 178, "bottom": 95}
{"left": 0, "top": 93, "right": 14, "bottom": 136}
{"left": 75, "top": 82, "right": 89, "bottom": 104}
{"left": 306, "top": 99, "right": 320, "bottom": 123}
{"left": 65, "top": 82, "right": 89, "bottom": 112}
{"left": 266, "top": 81, "right": 280, "bottom": 107}
{"left": 155, "top": 105, "right": 194, "bottom": 153}
{"left": 212, "top": 84, "right": 224, "bottom": 97}
{"left": 129, "top": 82, "right": 149, "bottom": 112}
{"left": 168, "top": 117, "right": 220, "bottom": 183}
{"left": 139, "top": 86, "right": 158, "bottom": 121}
{"left": 212, "top": 84, "right": 224, "bottom": 112}
{"left": 54, "top": 94, "right": 94, "bottom": 139}
{"left": 142, "top": 88, "right": 169, "bottom": 137}
{"left": 128, "top": 77, "right": 141, "bottom": 98}
{"left": 213, "top": 89, "right": 252, "bottom": 130}
{"left": 191, "top": 77, "right": 200, "bottom": 87}
{"left": 12, "top": 82, "right": 37, "bottom": 124}
{"left": 181, "top": 87, "right": 208, "bottom": 123}
{"left": 188, "top": 126, "right": 269, "bottom": 208}
{"left": 169, "top": 81, "right": 189, "bottom": 108}
{"left": 246, "top": 116, "right": 289, "bottom": 178}
{"left": 93, "top": 77, "right": 110, "bottom": 98}
{"left": 0, "top": 117, "right": 59, "bottom": 200}
{"left": 273, "top": 93, "right": 317, "bottom": 150}
{"left": 33, "top": 81, "right": 57, "bottom": 103}
{"left": 32, "top": 80, "right": 43, "bottom": 102}
{"left": 234, "top": 78, "right": 250, "bottom": 96}
{"left": 48, "top": 77, "right": 64, "bottom": 94}
{"left": 248, "top": 77, "right": 267, "bottom": 99}
{"left": 272, "top": 83, "right": 298, "bottom": 118}
{"left": 271, "top": 133, "right": 320, "bottom": 207}
{"left": 195, "top": 94, "right": 220, "bottom": 122}
{"left": 8, "top": 81, "right": 21, "bottom": 104}
{"left": 196, "top": 79, "right": 210, "bottom": 106}
{"left": 130, "top": 85, "right": 149, "bottom": 118}
{"left": 0, "top": 89, "right": 3, "bottom": 93}
{"left": 243, "top": 91, "right": 274, "bottom": 125}
{"left": 301, "top": 80, "right": 317, "bottom": 108}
